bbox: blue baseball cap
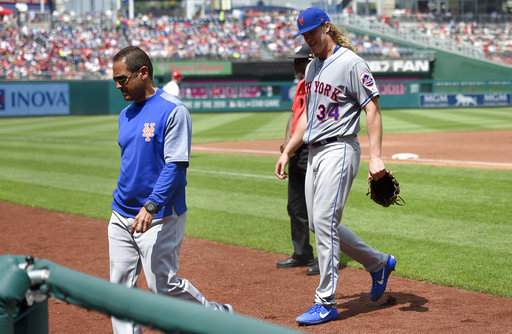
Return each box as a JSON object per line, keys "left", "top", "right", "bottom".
{"left": 295, "top": 7, "right": 330, "bottom": 37}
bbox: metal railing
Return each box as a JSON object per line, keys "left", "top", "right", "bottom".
{"left": 0, "top": 255, "right": 302, "bottom": 334}
{"left": 332, "top": 13, "right": 487, "bottom": 60}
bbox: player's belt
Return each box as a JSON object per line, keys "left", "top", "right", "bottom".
{"left": 310, "top": 135, "right": 355, "bottom": 148}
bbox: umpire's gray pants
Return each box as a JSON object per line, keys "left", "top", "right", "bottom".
{"left": 305, "top": 138, "right": 388, "bottom": 306}
{"left": 108, "top": 211, "right": 223, "bottom": 334}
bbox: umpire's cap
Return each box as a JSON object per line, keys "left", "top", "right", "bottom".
{"left": 291, "top": 44, "right": 313, "bottom": 60}
{"left": 295, "top": 7, "right": 330, "bottom": 37}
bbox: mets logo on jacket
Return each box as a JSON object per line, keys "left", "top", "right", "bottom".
{"left": 142, "top": 122, "right": 156, "bottom": 142}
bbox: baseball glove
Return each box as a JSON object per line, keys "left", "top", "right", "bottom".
{"left": 367, "top": 170, "right": 405, "bottom": 207}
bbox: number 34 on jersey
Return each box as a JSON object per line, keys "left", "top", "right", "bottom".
{"left": 305, "top": 80, "right": 343, "bottom": 122}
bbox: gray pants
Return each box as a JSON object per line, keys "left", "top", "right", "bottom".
{"left": 305, "top": 137, "right": 387, "bottom": 306}
{"left": 108, "top": 211, "right": 225, "bottom": 334}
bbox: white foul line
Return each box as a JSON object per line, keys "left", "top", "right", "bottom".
{"left": 193, "top": 146, "right": 279, "bottom": 155}
{"left": 192, "top": 146, "right": 512, "bottom": 169}
{"left": 399, "top": 158, "right": 512, "bottom": 169}
{"left": 190, "top": 168, "right": 275, "bottom": 180}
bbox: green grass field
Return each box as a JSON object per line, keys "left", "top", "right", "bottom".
{"left": 1, "top": 107, "right": 511, "bottom": 297}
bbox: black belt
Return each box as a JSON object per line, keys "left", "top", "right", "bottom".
{"left": 310, "top": 135, "right": 354, "bottom": 148}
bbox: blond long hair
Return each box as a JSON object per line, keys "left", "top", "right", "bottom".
{"left": 325, "top": 22, "right": 356, "bottom": 52}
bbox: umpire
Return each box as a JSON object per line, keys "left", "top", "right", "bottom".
{"left": 276, "top": 44, "right": 319, "bottom": 276}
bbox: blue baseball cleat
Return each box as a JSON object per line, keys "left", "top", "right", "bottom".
{"left": 370, "top": 255, "right": 397, "bottom": 301}
{"left": 296, "top": 304, "right": 339, "bottom": 326}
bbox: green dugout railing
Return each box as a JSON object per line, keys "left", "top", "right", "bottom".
{"left": 0, "top": 255, "right": 302, "bottom": 334}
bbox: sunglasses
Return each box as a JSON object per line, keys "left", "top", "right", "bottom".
{"left": 113, "top": 67, "right": 143, "bottom": 86}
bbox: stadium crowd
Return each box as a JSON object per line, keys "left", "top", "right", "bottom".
{"left": 379, "top": 13, "right": 512, "bottom": 65}
{"left": 1, "top": 9, "right": 510, "bottom": 80}
{"left": 1, "top": 12, "right": 121, "bottom": 79}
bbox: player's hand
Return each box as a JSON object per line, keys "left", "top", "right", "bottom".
{"left": 131, "top": 207, "right": 153, "bottom": 234}
{"left": 368, "top": 157, "right": 386, "bottom": 180}
{"left": 275, "top": 153, "right": 289, "bottom": 180}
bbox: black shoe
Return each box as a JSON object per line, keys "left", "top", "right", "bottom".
{"left": 306, "top": 260, "right": 320, "bottom": 276}
{"left": 305, "top": 259, "right": 344, "bottom": 276}
{"left": 276, "top": 256, "right": 314, "bottom": 268}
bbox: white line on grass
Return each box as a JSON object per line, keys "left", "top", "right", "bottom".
{"left": 407, "top": 158, "right": 512, "bottom": 169}
{"left": 189, "top": 168, "right": 276, "bottom": 180}
{"left": 192, "top": 146, "right": 512, "bottom": 169}
{"left": 193, "top": 146, "right": 280, "bottom": 156}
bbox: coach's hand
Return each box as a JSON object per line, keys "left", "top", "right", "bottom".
{"left": 275, "top": 152, "right": 289, "bottom": 180}
{"left": 131, "top": 208, "right": 153, "bottom": 234}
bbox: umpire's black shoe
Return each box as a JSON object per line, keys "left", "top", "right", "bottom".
{"left": 305, "top": 259, "right": 347, "bottom": 276}
{"left": 276, "top": 256, "right": 315, "bottom": 268}
{"left": 306, "top": 260, "right": 320, "bottom": 276}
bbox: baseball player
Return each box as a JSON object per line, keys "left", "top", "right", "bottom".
{"left": 275, "top": 8, "right": 396, "bottom": 326}
{"left": 110, "top": 46, "right": 231, "bottom": 334}
{"left": 163, "top": 71, "right": 183, "bottom": 97}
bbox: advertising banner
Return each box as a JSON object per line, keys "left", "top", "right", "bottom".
{"left": 182, "top": 84, "right": 272, "bottom": 99}
{"left": 378, "top": 83, "right": 407, "bottom": 95}
{"left": 420, "top": 93, "right": 512, "bottom": 108}
{"left": 183, "top": 98, "right": 286, "bottom": 112}
{"left": 368, "top": 59, "right": 430, "bottom": 73}
{"left": 154, "top": 61, "right": 232, "bottom": 76}
{"left": 0, "top": 83, "right": 70, "bottom": 116}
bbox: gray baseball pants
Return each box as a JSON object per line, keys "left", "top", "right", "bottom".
{"left": 305, "top": 137, "right": 388, "bottom": 306}
{"left": 108, "top": 211, "right": 226, "bottom": 334}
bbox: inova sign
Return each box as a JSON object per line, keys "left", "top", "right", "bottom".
{"left": 0, "top": 83, "right": 70, "bottom": 116}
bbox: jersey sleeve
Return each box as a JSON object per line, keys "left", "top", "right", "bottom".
{"left": 349, "top": 61, "right": 380, "bottom": 108}
{"left": 164, "top": 104, "right": 192, "bottom": 164}
{"left": 146, "top": 162, "right": 187, "bottom": 209}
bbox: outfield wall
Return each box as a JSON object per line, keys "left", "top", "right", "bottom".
{"left": 0, "top": 80, "right": 511, "bottom": 117}
{"left": 0, "top": 81, "right": 122, "bottom": 117}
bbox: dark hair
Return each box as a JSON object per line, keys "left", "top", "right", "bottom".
{"left": 113, "top": 46, "right": 153, "bottom": 79}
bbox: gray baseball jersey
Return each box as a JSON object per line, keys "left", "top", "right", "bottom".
{"left": 303, "top": 47, "right": 379, "bottom": 144}
{"left": 302, "top": 46, "right": 388, "bottom": 306}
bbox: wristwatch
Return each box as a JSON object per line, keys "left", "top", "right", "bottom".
{"left": 143, "top": 201, "right": 159, "bottom": 215}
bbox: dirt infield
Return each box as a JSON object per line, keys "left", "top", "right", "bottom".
{"left": 1, "top": 129, "right": 511, "bottom": 333}
{"left": 193, "top": 130, "right": 512, "bottom": 170}
{"left": 2, "top": 201, "right": 512, "bottom": 334}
